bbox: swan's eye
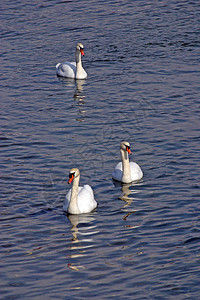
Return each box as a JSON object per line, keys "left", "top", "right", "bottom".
{"left": 69, "top": 172, "right": 75, "bottom": 178}
{"left": 124, "top": 144, "right": 130, "bottom": 150}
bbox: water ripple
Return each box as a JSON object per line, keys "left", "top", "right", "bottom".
{"left": 1, "top": 0, "right": 200, "bottom": 299}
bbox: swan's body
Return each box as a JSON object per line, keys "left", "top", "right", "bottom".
{"left": 63, "top": 168, "right": 97, "bottom": 214}
{"left": 112, "top": 141, "right": 143, "bottom": 183}
{"left": 56, "top": 43, "right": 87, "bottom": 79}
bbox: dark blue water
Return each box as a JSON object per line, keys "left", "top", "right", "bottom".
{"left": 1, "top": 0, "right": 200, "bottom": 299}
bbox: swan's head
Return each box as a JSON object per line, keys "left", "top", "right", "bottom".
{"left": 68, "top": 168, "right": 80, "bottom": 184}
{"left": 120, "top": 141, "right": 132, "bottom": 154}
{"left": 76, "top": 43, "right": 85, "bottom": 56}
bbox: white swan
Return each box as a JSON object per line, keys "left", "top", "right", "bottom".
{"left": 112, "top": 141, "right": 143, "bottom": 183}
{"left": 56, "top": 43, "right": 87, "bottom": 79}
{"left": 63, "top": 168, "right": 97, "bottom": 214}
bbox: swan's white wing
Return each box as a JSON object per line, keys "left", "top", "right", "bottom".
{"left": 63, "top": 187, "right": 82, "bottom": 212}
{"left": 69, "top": 62, "right": 76, "bottom": 67}
{"left": 77, "top": 185, "right": 97, "bottom": 214}
{"left": 130, "top": 162, "right": 143, "bottom": 181}
{"left": 112, "top": 161, "right": 143, "bottom": 182}
{"left": 56, "top": 61, "right": 76, "bottom": 78}
{"left": 63, "top": 189, "right": 71, "bottom": 212}
{"left": 82, "top": 184, "right": 94, "bottom": 196}
{"left": 112, "top": 162, "right": 122, "bottom": 181}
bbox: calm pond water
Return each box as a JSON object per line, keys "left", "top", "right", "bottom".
{"left": 1, "top": 0, "right": 200, "bottom": 299}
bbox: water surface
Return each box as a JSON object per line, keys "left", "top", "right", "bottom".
{"left": 1, "top": 0, "right": 200, "bottom": 299}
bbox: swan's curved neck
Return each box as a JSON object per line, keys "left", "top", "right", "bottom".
{"left": 68, "top": 175, "right": 80, "bottom": 214}
{"left": 75, "top": 50, "right": 83, "bottom": 74}
{"left": 120, "top": 149, "right": 132, "bottom": 183}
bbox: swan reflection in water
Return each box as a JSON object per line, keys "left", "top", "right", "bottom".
{"left": 113, "top": 180, "right": 140, "bottom": 222}
{"left": 113, "top": 181, "right": 136, "bottom": 206}
{"left": 57, "top": 77, "right": 87, "bottom": 121}
{"left": 65, "top": 213, "right": 98, "bottom": 271}
{"left": 67, "top": 212, "right": 98, "bottom": 251}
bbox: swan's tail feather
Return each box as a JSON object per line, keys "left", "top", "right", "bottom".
{"left": 56, "top": 62, "right": 61, "bottom": 69}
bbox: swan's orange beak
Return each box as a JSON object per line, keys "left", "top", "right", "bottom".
{"left": 80, "top": 48, "right": 85, "bottom": 56}
{"left": 68, "top": 174, "right": 74, "bottom": 184}
{"left": 126, "top": 146, "right": 132, "bottom": 154}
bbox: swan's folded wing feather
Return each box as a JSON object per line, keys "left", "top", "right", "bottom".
{"left": 130, "top": 162, "right": 143, "bottom": 181}
{"left": 78, "top": 185, "right": 97, "bottom": 213}
{"left": 63, "top": 189, "right": 71, "bottom": 212}
{"left": 83, "top": 184, "right": 94, "bottom": 197}
{"left": 56, "top": 61, "right": 76, "bottom": 78}
{"left": 63, "top": 187, "right": 82, "bottom": 212}
{"left": 112, "top": 162, "right": 122, "bottom": 181}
